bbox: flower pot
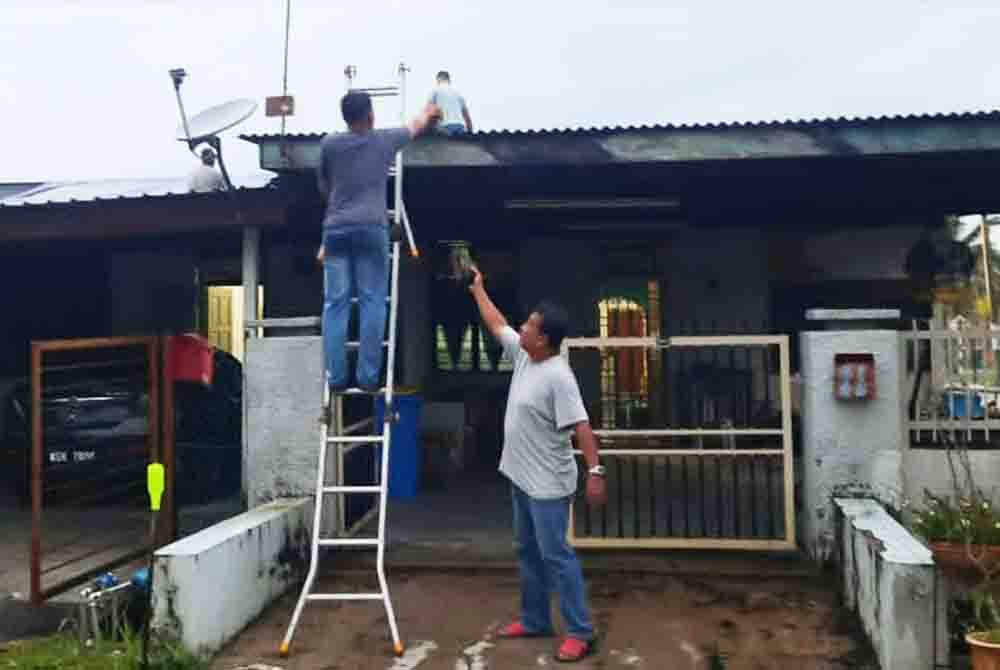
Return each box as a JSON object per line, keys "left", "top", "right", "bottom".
{"left": 931, "top": 542, "right": 1000, "bottom": 579}
{"left": 967, "top": 632, "right": 1000, "bottom": 670}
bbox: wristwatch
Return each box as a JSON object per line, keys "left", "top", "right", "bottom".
{"left": 588, "top": 464, "right": 606, "bottom": 478}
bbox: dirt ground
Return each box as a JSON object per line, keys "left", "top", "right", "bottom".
{"left": 212, "top": 570, "right": 877, "bottom": 670}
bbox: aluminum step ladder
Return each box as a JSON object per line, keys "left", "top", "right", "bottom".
{"left": 280, "top": 62, "right": 417, "bottom": 659}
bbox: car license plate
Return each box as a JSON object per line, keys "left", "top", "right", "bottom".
{"left": 49, "top": 451, "right": 68, "bottom": 463}
{"left": 73, "top": 451, "right": 96, "bottom": 462}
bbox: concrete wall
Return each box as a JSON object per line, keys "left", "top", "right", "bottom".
{"left": 800, "top": 330, "right": 904, "bottom": 562}
{"left": 904, "top": 448, "right": 1000, "bottom": 503}
{"left": 835, "top": 498, "right": 947, "bottom": 670}
{"left": 152, "top": 498, "right": 311, "bottom": 656}
{"left": 245, "top": 336, "right": 324, "bottom": 505}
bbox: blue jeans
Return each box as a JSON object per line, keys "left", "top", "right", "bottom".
{"left": 511, "top": 484, "right": 594, "bottom": 641}
{"left": 322, "top": 225, "right": 389, "bottom": 389}
{"left": 439, "top": 123, "right": 467, "bottom": 136}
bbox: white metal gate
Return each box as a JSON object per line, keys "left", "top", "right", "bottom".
{"left": 563, "top": 335, "right": 796, "bottom": 551}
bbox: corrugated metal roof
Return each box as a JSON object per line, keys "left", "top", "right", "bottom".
{"left": 240, "top": 109, "right": 1000, "bottom": 143}
{"left": 0, "top": 183, "right": 44, "bottom": 200}
{"left": 0, "top": 173, "right": 276, "bottom": 208}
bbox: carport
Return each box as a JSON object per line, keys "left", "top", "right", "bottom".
{"left": 0, "top": 175, "right": 283, "bottom": 602}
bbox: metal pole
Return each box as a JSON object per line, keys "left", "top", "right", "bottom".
{"left": 982, "top": 213, "right": 994, "bottom": 323}
{"left": 281, "top": 0, "right": 292, "bottom": 137}
{"left": 169, "top": 69, "right": 195, "bottom": 154}
{"left": 30, "top": 343, "right": 42, "bottom": 604}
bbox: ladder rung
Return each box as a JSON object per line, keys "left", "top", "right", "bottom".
{"left": 349, "top": 296, "right": 392, "bottom": 303}
{"left": 345, "top": 342, "right": 389, "bottom": 349}
{"left": 321, "top": 485, "right": 382, "bottom": 494}
{"left": 307, "top": 593, "right": 383, "bottom": 601}
{"left": 327, "top": 435, "right": 383, "bottom": 444}
{"left": 336, "top": 386, "right": 388, "bottom": 395}
{"left": 318, "top": 538, "right": 380, "bottom": 547}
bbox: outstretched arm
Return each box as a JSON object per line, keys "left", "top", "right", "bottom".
{"left": 408, "top": 103, "right": 442, "bottom": 137}
{"left": 468, "top": 266, "right": 507, "bottom": 341}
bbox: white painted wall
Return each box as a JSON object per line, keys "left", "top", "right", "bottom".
{"left": 800, "top": 330, "right": 904, "bottom": 561}
{"left": 243, "top": 336, "right": 337, "bottom": 535}
{"left": 152, "top": 498, "right": 311, "bottom": 656}
{"left": 904, "top": 448, "right": 1000, "bottom": 503}
{"left": 835, "top": 498, "right": 947, "bottom": 670}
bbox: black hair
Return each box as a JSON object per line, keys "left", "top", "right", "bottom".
{"left": 436, "top": 70, "right": 451, "bottom": 82}
{"left": 341, "top": 91, "right": 372, "bottom": 125}
{"left": 534, "top": 300, "right": 570, "bottom": 351}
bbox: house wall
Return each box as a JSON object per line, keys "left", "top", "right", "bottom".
{"left": 109, "top": 249, "right": 197, "bottom": 335}
{"left": 0, "top": 246, "right": 110, "bottom": 376}
{"left": 658, "top": 229, "right": 772, "bottom": 332}
{"left": 800, "top": 225, "right": 924, "bottom": 281}
{"left": 262, "top": 240, "right": 431, "bottom": 389}
{"left": 904, "top": 449, "right": 1000, "bottom": 504}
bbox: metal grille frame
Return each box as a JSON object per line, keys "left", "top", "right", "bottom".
{"left": 563, "top": 334, "right": 796, "bottom": 551}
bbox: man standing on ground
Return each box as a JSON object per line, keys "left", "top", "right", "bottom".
{"left": 468, "top": 267, "right": 607, "bottom": 663}
{"left": 317, "top": 91, "right": 439, "bottom": 393}
{"left": 428, "top": 70, "right": 473, "bottom": 136}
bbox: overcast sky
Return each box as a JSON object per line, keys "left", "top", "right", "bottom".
{"left": 3, "top": 1, "right": 1000, "bottom": 182}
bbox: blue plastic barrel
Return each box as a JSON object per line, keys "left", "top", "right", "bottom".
{"left": 375, "top": 392, "right": 423, "bottom": 499}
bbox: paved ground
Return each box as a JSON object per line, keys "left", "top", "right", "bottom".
{"left": 212, "top": 569, "right": 876, "bottom": 670}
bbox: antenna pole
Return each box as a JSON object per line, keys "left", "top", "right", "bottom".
{"left": 169, "top": 68, "right": 196, "bottom": 154}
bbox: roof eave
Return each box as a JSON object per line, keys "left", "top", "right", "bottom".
{"left": 241, "top": 112, "right": 1000, "bottom": 172}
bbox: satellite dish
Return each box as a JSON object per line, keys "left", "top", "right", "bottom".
{"left": 176, "top": 98, "right": 257, "bottom": 142}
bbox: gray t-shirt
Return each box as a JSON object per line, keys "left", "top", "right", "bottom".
{"left": 497, "top": 326, "right": 589, "bottom": 499}
{"left": 428, "top": 84, "right": 467, "bottom": 128}
{"left": 318, "top": 127, "right": 411, "bottom": 231}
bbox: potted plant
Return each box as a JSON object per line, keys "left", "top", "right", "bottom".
{"left": 910, "top": 445, "right": 1000, "bottom": 668}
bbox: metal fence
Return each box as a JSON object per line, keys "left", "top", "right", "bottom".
{"left": 903, "top": 319, "right": 1000, "bottom": 448}
{"left": 564, "top": 334, "right": 795, "bottom": 550}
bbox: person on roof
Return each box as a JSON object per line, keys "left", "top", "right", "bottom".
{"left": 428, "top": 71, "right": 473, "bottom": 136}
{"left": 188, "top": 147, "right": 225, "bottom": 193}
{"left": 315, "top": 91, "right": 440, "bottom": 394}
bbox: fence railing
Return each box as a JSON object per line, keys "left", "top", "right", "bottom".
{"left": 902, "top": 320, "right": 1000, "bottom": 447}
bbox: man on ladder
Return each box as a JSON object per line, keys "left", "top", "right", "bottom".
{"left": 282, "top": 66, "right": 437, "bottom": 660}
{"left": 317, "top": 90, "right": 439, "bottom": 393}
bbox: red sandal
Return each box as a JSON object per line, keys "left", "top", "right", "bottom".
{"left": 555, "top": 637, "right": 595, "bottom": 662}
{"left": 497, "top": 620, "right": 554, "bottom": 639}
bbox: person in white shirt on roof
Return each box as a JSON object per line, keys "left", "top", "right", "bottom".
{"left": 188, "top": 147, "right": 225, "bottom": 193}
{"left": 428, "top": 70, "right": 473, "bottom": 136}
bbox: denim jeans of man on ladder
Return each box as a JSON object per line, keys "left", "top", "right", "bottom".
{"left": 322, "top": 225, "right": 389, "bottom": 391}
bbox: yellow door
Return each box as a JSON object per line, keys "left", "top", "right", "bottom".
{"left": 207, "top": 287, "right": 234, "bottom": 355}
